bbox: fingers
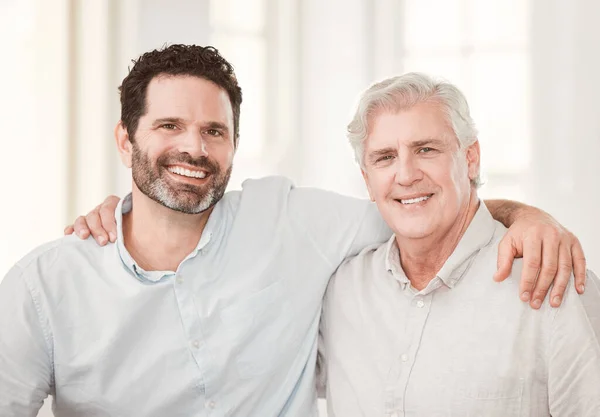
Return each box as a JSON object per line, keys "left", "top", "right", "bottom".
{"left": 86, "top": 208, "right": 109, "bottom": 246}
{"left": 73, "top": 216, "right": 91, "bottom": 240}
{"left": 530, "top": 233, "right": 560, "bottom": 309}
{"left": 547, "top": 243, "right": 573, "bottom": 307}
{"left": 494, "top": 235, "right": 516, "bottom": 282}
{"left": 67, "top": 195, "right": 120, "bottom": 246}
{"left": 519, "top": 236, "right": 542, "bottom": 305}
{"left": 99, "top": 205, "right": 118, "bottom": 243}
{"left": 82, "top": 195, "right": 121, "bottom": 245}
{"left": 571, "top": 237, "right": 587, "bottom": 294}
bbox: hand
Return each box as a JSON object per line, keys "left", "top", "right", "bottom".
{"left": 64, "top": 195, "right": 121, "bottom": 246}
{"left": 493, "top": 211, "right": 586, "bottom": 309}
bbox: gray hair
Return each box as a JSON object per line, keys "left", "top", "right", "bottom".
{"left": 347, "top": 72, "right": 481, "bottom": 187}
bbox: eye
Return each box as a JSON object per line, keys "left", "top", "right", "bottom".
{"left": 160, "top": 123, "right": 178, "bottom": 130}
{"left": 418, "top": 147, "right": 434, "bottom": 153}
{"left": 376, "top": 155, "right": 394, "bottom": 163}
{"left": 204, "top": 129, "right": 223, "bottom": 137}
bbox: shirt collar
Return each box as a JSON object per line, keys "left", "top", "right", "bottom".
{"left": 384, "top": 235, "right": 410, "bottom": 285}
{"left": 115, "top": 193, "right": 223, "bottom": 284}
{"left": 386, "top": 201, "right": 497, "bottom": 289}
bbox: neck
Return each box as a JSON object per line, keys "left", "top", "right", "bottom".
{"left": 397, "top": 193, "right": 480, "bottom": 291}
{"left": 122, "top": 187, "right": 213, "bottom": 272}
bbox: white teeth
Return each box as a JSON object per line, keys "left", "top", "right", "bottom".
{"left": 168, "top": 166, "right": 207, "bottom": 179}
{"left": 400, "top": 195, "right": 431, "bottom": 205}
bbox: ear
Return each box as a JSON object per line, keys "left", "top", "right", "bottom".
{"left": 115, "top": 122, "right": 133, "bottom": 168}
{"left": 465, "top": 140, "right": 481, "bottom": 183}
{"left": 361, "top": 168, "right": 375, "bottom": 202}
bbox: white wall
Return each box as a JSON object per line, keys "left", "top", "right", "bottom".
{"left": 0, "top": 0, "right": 69, "bottom": 292}
{"left": 528, "top": 0, "right": 600, "bottom": 271}
{"left": 296, "top": 0, "right": 371, "bottom": 197}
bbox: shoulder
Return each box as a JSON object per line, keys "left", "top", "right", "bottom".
{"left": 209, "top": 176, "right": 295, "bottom": 221}
{"left": 10, "top": 235, "right": 112, "bottom": 285}
{"left": 323, "top": 242, "right": 388, "bottom": 321}
{"left": 231, "top": 176, "right": 297, "bottom": 214}
{"left": 474, "top": 220, "right": 526, "bottom": 289}
{"left": 239, "top": 175, "right": 370, "bottom": 208}
{"left": 474, "top": 220, "right": 585, "bottom": 317}
{"left": 555, "top": 269, "right": 600, "bottom": 325}
{"left": 476, "top": 219, "right": 525, "bottom": 280}
{"left": 217, "top": 176, "right": 294, "bottom": 224}
{"left": 240, "top": 175, "right": 295, "bottom": 196}
{"left": 234, "top": 175, "right": 371, "bottom": 221}
{"left": 329, "top": 242, "right": 387, "bottom": 289}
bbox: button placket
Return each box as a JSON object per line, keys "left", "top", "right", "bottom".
{"left": 173, "top": 263, "right": 208, "bottom": 397}
{"left": 391, "top": 293, "right": 433, "bottom": 415}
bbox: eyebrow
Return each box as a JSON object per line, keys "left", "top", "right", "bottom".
{"left": 408, "top": 138, "right": 447, "bottom": 148}
{"left": 152, "top": 118, "right": 230, "bottom": 133}
{"left": 367, "top": 138, "right": 449, "bottom": 163}
{"left": 152, "top": 117, "right": 186, "bottom": 127}
{"left": 202, "top": 121, "right": 230, "bottom": 133}
{"left": 367, "top": 147, "right": 396, "bottom": 162}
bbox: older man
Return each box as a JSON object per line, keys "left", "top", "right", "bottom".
{"left": 319, "top": 73, "right": 600, "bottom": 416}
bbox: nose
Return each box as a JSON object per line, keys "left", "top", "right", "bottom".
{"left": 177, "top": 129, "right": 209, "bottom": 158}
{"left": 395, "top": 153, "right": 423, "bottom": 186}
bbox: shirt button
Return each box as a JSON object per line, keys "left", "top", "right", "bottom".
{"left": 176, "top": 275, "right": 184, "bottom": 284}
{"left": 416, "top": 299, "right": 425, "bottom": 308}
{"left": 205, "top": 400, "right": 216, "bottom": 409}
{"left": 191, "top": 339, "right": 200, "bottom": 349}
{"left": 401, "top": 354, "right": 408, "bottom": 362}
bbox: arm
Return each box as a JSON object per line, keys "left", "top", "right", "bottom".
{"left": 66, "top": 194, "right": 586, "bottom": 308}
{"left": 548, "top": 270, "right": 600, "bottom": 416}
{"left": 286, "top": 187, "right": 391, "bottom": 266}
{"left": 0, "top": 266, "right": 53, "bottom": 416}
{"left": 486, "top": 199, "right": 587, "bottom": 308}
{"left": 485, "top": 199, "right": 523, "bottom": 227}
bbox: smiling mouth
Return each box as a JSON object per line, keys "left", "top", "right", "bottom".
{"left": 167, "top": 166, "right": 209, "bottom": 180}
{"left": 396, "top": 194, "right": 434, "bottom": 205}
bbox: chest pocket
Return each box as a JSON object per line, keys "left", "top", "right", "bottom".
{"left": 453, "top": 377, "right": 524, "bottom": 417}
{"left": 220, "top": 279, "right": 300, "bottom": 378}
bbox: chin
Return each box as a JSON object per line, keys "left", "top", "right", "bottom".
{"left": 393, "top": 223, "right": 436, "bottom": 240}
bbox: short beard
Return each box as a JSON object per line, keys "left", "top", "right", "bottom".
{"left": 131, "top": 144, "right": 232, "bottom": 214}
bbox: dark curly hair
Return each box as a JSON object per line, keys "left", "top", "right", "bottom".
{"left": 119, "top": 44, "right": 243, "bottom": 147}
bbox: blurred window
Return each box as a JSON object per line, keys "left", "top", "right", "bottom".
{"left": 402, "top": 0, "right": 532, "bottom": 201}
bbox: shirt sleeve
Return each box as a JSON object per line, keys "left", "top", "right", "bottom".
{"left": 287, "top": 186, "right": 391, "bottom": 267}
{"left": 548, "top": 269, "right": 600, "bottom": 416}
{"left": 0, "top": 265, "right": 53, "bottom": 416}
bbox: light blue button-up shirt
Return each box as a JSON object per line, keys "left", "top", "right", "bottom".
{"left": 0, "top": 176, "right": 389, "bottom": 417}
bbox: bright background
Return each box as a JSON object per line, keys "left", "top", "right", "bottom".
{"left": 0, "top": 1, "right": 599, "bottom": 415}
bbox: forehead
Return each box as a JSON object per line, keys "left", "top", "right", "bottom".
{"left": 143, "top": 75, "right": 233, "bottom": 124}
{"left": 366, "top": 101, "right": 454, "bottom": 149}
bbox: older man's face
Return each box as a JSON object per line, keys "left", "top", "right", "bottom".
{"left": 361, "top": 101, "right": 479, "bottom": 240}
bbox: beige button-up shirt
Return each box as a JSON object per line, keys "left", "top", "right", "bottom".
{"left": 319, "top": 203, "right": 600, "bottom": 417}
